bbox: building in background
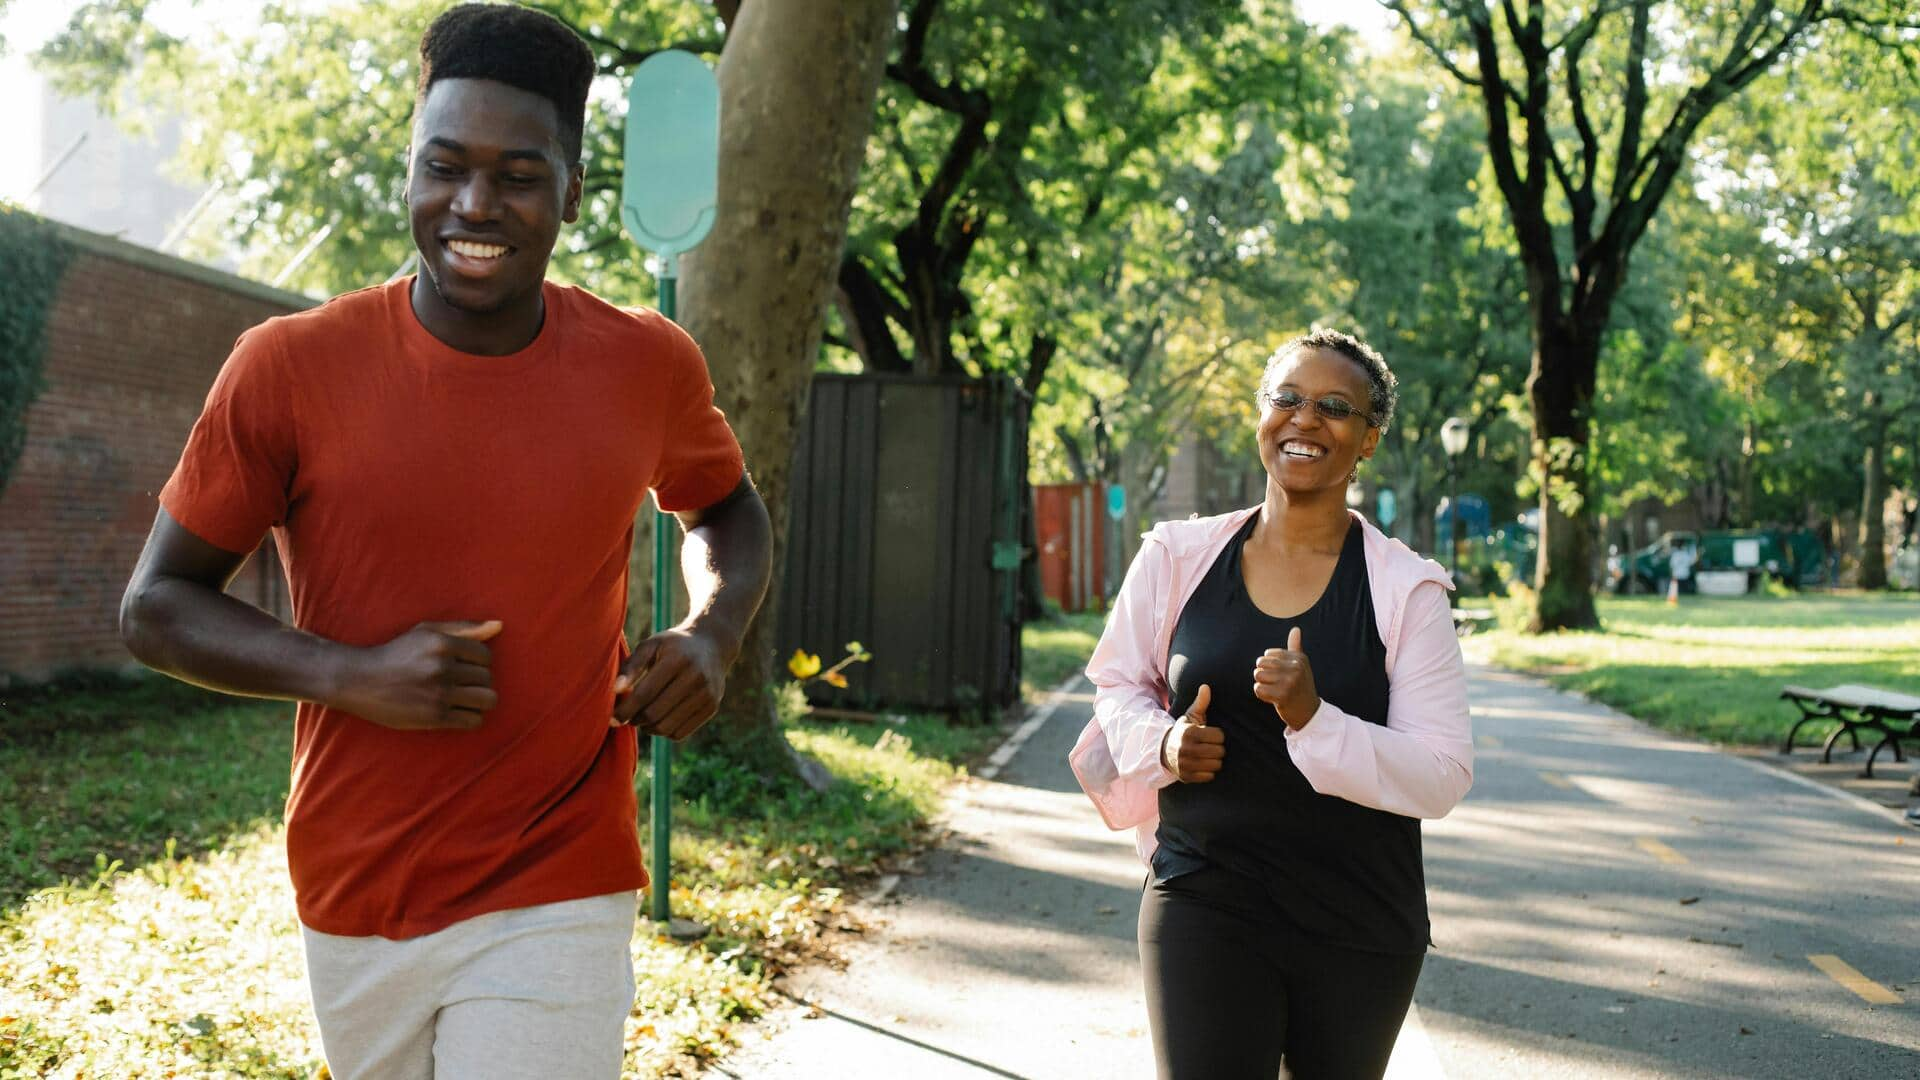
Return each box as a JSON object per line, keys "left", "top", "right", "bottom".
{"left": 4, "top": 60, "right": 229, "bottom": 268}
{"left": 0, "top": 218, "right": 311, "bottom": 684}
{"left": 33, "top": 87, "right": 208, "bottom": 254}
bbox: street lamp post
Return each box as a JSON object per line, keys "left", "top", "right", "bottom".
{"left": 1441, "top": 417, "right": 1470, "bottom": 599}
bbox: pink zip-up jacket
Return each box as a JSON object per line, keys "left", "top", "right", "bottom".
{"left": 1068, "top": 505, "right": 1474, "bottom": 864}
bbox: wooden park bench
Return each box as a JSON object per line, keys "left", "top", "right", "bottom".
{"left": 1779, "top": 684, "right": 1920, "bottom": 779}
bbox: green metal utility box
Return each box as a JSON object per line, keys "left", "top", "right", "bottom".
{"left": 778, "top": 373, "right": 1028, "bottom": 718}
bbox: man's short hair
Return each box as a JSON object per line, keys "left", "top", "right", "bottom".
{"left": 418, "top": 3, "right": 596, "bottom": 162}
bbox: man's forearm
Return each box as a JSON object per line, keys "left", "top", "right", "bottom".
{"left": 121, "top": 575, "right": 353, "bottom": 705}
{"left": 677, "top": 487, "right": 773, "bottom": 664}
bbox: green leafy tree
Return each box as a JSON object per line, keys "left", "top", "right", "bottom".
{"left": 1317, "top": 57, "right": 1531, "bottom": 553}
{"left": 1022, "top": 11, "right": 1342, "bottom": 516}
{"left": 1662, "top": 185, "right": 1851, "bottom": 532}
{"left": 1382, "top": 0, "right": 1918, "bottom": 629}
{"left": 36, "top": 0, "right": 726, "bottom": 298}
{"left": 835, "top": 0, "right": 1242, "bottom": 382}
{"left": 1700, "top": 35, "right": 1920, "bottom": 586}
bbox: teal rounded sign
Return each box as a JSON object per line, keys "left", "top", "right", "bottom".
{"left": 623, "top": 51, "right": 719, "bottom": 260}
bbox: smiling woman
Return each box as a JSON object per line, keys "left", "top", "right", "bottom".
{"left": 1069, "top": 328, "right": 1475, "bottom": 1079}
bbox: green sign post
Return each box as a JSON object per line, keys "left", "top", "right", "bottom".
{"left": 622, "top": 49, "right": 719, "bottom": 928}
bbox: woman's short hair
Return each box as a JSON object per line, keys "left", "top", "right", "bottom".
{"left": 417, "top": 3, "right": 597, "bottom": 163}
{"left": 1262, "top": 328, "right": 1398, "bottom": 432}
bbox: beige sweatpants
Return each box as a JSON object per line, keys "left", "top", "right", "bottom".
{"left": 300, "top": 891, "right": 637, "bottom": 1080}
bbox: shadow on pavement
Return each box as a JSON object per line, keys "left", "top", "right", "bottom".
{"left": 1419, "top": 952, "right": 1917, "bottom": 1079}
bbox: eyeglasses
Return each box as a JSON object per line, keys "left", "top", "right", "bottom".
{"left": 1262, "top": 389, "right": 1378, "bottom": 427}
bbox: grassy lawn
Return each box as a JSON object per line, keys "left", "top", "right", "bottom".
{"left": 1461, "top": 592, "right": 1920, "bottom": 745}
{"left": 0, "top": 675, "right": 1001, "bottom": 1078}
{"left": 1020, "top": 610, "right": 1105, "bottom": 694}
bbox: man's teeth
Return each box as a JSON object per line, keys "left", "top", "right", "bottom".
{"left": 448, "top": 240, "right": 508, "bottom": 259}
{"left": 1282, "top": 442, "right": 1326, "bottom": 459}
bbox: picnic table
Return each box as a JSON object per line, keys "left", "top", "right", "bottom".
{"left": 1779, "top": 684, "right": 1920, "bottom": 779}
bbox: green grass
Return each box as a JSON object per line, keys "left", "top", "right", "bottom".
{"left": 1462, "top": 592, "right": 1920, "bottom": 745}
{"left": 1020, "top": 610, "right": 1106, "bottom": 693}
{"left": 0, "top": 677, "right": 1001, "bottom": 1078}
{"left": 0, "top": 674, "right": 294, "bottom": 911}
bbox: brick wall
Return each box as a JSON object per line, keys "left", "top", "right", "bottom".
{"left": 0, "top": 223, "right": 312, "bottom": 684}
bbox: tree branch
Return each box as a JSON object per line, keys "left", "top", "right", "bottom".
{"left": 1505, "top": 0, "right": 1553, "bottom": 203}
{"left": 1544, "top": 0, "right": 1634, "bottom": 53}
{"left": 1608, "top": 0, "right": 1652, "bottom": 206}
{"left": 1615, "top": 2, "right": 1818, "bottom": 242}
{"left": 915, "top": 108, "right": 991, "bottom": 240}
{"left": 1023, "top": 332, "right": 1056, "bottom": 397}
{"left": 1586, "top": 3, "right": 1820, "bottom": 318}
{"left": 1462, "top": 3, "right": 1560, "bottom": 307}
{"left": 836, "top": 255, "right": 911, "bottom": 373}
{"left": 1381, "top": 1, "right": 1482, "bottom": 86}
{"left": 886, "top": 0, "right": 985, "bottom": 117}
{"left": 1561, "top": 13, "right": 1604, "bottom": 242}
{"left": 522, "top": 3, "right": 722, "bottom": 70}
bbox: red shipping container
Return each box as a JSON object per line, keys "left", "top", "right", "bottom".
{"left": 1033, "top": 482, "right": 1107, "bottom": 613}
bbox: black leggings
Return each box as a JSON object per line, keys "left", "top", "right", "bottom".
{"left": 1138, "top": 865, "right": 1424, "bottom": 1080}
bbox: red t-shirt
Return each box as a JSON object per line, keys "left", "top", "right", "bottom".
{"left": 160, "top": 278, "right": 744, "bottom": 938}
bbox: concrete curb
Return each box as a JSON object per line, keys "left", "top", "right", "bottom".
{"left": 978, "top": 673, "right": 1085, "bottom": 782}
{"left": 857, "top": 672, "right": 1086, "bottom": 906}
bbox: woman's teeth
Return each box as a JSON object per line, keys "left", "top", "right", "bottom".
{"left": 1282, "top": 441, "right": 1325, "bottom": 459}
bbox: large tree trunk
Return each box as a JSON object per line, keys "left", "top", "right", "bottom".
{"left": 1858, "top": 415, "right": 1889, "bottom": 590}
{"left": 1527, "top": 320, "right": 1603, "bottom": 631}
{"left": 677, "top": 0, "right": 897, "bottom": 778}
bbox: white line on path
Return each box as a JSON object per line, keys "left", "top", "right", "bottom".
{"left": 1720, "top": 753, "right": 1912, "bottom": 829}
{"left": 861, "top": 674, "right": 1085, "bottom": 903}
{"left": 979, "top": 673, "right": 1085, "bottom": 781}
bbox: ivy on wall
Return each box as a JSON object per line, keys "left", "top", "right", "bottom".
{"left": 0, "top": 204, "right": 76, "bottom": 497}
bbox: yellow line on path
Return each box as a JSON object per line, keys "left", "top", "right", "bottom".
{"left": 1633, "top": 836, "right": 1687, "bottom": 864}
{"left": 1477, "top": 735, "right": 1501, "bottom": 749}
{"left": 1808, "top": 955, "right": 1901, "bottom": 1005}
{"left": 1538, "top": 771, "right": 1573, "bottom": 789}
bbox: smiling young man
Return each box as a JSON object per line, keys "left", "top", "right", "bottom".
{"left": 117, "top": 5, "right": 771, "bottom": 1076}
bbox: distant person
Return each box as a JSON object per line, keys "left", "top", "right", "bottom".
{"left": 118, "top": 5, "right": 772, "bottom": 1077}
{"left": 1668, "top": 543, "right": 1695, "bottom": 604}
{"left": 1070, "top": 329, "right": 1473, "bottom": 1079}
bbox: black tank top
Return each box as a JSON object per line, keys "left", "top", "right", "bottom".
{"left": 1153, "top": 516, "right": 1428, "bottom": 954}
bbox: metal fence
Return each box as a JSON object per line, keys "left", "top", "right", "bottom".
{"left": 777, "top": 373, "right": 1028, "bottom": 718}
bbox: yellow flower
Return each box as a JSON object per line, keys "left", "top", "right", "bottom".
{"left": 787, "top": 649, "right": 822, "bottom": 679}
{"left": 822, "top": 670, "right": 849, "bottom": 689}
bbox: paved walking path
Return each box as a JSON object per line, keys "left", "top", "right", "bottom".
{"left": 708, "top": 666, "right": 1919, "bottom": 1079}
